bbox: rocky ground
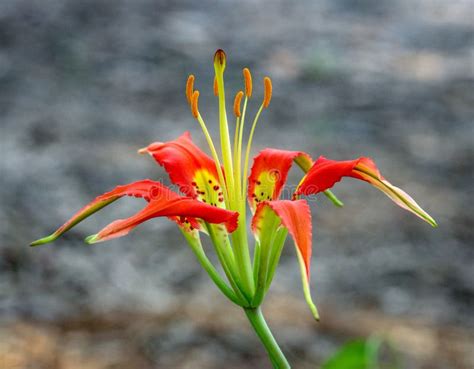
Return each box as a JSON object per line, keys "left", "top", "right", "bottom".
{"left": 1, "top": 0, "right": 473, "bottom": 368}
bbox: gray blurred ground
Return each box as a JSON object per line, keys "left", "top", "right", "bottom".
{"left": 0, "top": 0, "right": 473, "bottom": 368}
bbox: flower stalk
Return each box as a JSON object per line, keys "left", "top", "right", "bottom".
{"left": 245, "top": 308, "right": 290, "bottom": 369}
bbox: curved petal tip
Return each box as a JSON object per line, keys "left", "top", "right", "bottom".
{"left": 30, "top": 233, "right": 57, "bottom": 247}
{"left": 84, "top": 234, "right": 100, "bottom": 244}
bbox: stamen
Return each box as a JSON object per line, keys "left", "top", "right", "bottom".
{"left": 213, "top": 76, "right": 218, "bottom": 96}
{"left": 192, "top": 101, "right": 230, "bottom": 205}
{"left": 191, "top": 90, "right": 200, "bottom": 118}
{"left": 243, "top": 68, "right": 252, "bottom": 97}
{"left": 263, "top": 77, "right": 272, "bottom": 108}
{"left": 186, "top": 75, "right": 195, "bottom": 104}
{"left": 233, "top": 90, "right": 244, "bottom": 118}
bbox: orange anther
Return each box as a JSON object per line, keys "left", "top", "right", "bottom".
{"left": 233, "top": 90, "right": 244, "bottom": 117}
{"left": 191, "top": 90, "right": 200, "bottom": 118}
{"left": 243, "top": 68, "right": 252, "bottom": 97}
{"left": 263, "top": 77, "right": 272, "bottom": 108}
{"left": 186, "top": 75, "right": 195, "bottom": 104}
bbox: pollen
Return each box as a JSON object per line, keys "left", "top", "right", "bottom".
{"left": 263, "top": 77, "right": 272, "bottom": 108}
{"left": 191, "top": 90, "right": 200, "bottom": 118}
{"left": 233, "top": 90, "right": 244, "bottom": 117}
{"left": 213, "top": 76, "right": 218, "bottom": 96}
{"left": 186, "top": 75, "right": 195, "bottom": 104}
{"left": 243, "top": 68, "right": 252, "bottom": 97}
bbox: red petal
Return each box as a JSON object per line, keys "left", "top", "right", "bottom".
{"left": 296, "top": 156, "right": 437, "bottom": 227}
{"left": 31, "top": 180, "right": 161, "bottom": 246}
{"left": 247, "top": 149, "right": 312, "bottom": 211}
{"left": 89, "top": 188, "right": 239, "bottom": 243}
{"left": 252, "top": 200, "right": 312, "bottom": 277}
{"left": 296, "top": 156, "right": 356, "bottom": 196}
{"left": 140, "top": 132, "right": 223, "bottom": 202}
{"left": 251, "top": 199, "right": 318, "bottom": 319}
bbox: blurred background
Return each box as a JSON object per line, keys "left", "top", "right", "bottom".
{"left": 0, "top": 0, "right": 473, "bottom": 368}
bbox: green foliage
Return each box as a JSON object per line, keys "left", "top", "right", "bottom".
{"left": 321, "top": 338, "right": 399, "bottom": 369}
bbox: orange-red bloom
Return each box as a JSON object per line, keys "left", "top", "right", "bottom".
{"left": 32, "top": 49, "right": 436, "bottom": 323}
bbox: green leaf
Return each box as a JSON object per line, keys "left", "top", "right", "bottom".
{"left": 321, "top": 339, "right": 381, "bottom": 369}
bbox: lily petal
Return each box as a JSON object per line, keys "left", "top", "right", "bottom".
{"left": 248, "top": 149, "right": 312, "bottom": 212}
{"left": 31, "top": 180, "right": 161, "bottom": 246}
{"left": 139, "top": 132, "right": 225, "bottom": 207}
{"left": 296, "top": 156, "right": 437, "bottom": 227}
{"left": 252, "top": 199, "right": 319, "bottom": 320}
{"left": 87, "top": 187, "right": 239, "bottom": 243}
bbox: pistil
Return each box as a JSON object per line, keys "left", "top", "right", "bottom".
{"left": 214, "top": 50, "right": 236, "bottom": 207}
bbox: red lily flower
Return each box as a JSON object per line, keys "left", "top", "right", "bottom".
{"left": 32, "top": 50, "right": 436, "bottom": 349}
{"left": 32, "top": 49, "right": 437, "bottom": 368}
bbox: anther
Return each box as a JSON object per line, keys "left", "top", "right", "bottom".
{"left": 186, "top": 75, "right": 195, "bottom": 104}
{"left": 191, "top": 90, "right": 200, "bottom": 118}
{"left": 263, "top": 77, "right": 272, "bottom": 108}
{"left": 233, "top": 90, "right": 244, "bottom": 118}
{"left": 213, "top": 76, "right": 218, "bottom": 96}
{"left": 243, "top": 68, "right": 252, "bottom": 97}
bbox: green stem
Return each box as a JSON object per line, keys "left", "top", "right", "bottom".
{"left": 323, "top": 189, "right": 344, "bottom": 207}
{"left": 183, "top": 231, "right": 244, "bottom": 305}
{"left": 244, "top": 307, "right": 290, "bottom": 369}
{"left": 206, "top": 224, "right": 251, "bottom": 304}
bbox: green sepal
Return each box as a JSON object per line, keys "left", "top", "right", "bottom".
{"left": 251, "top": 206, "right": 281, "bottom": 307}
{"left": 264, "top": 227, "right": 288, "bottom": 292}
